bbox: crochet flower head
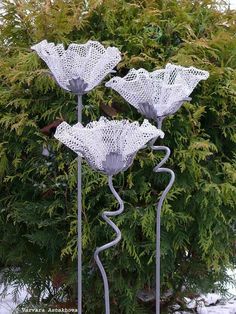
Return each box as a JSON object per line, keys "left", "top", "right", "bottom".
{"left": 31, "top": 40, "right": 121, "bottom": 95}
{"left": 54, "top": 117, "right": 164, "bottom": 175}
{"left": 106, "top": 63, "right": 209, "bottom": 123}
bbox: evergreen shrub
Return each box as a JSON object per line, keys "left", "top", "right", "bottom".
{"left": 0, "top": 0, "right": 235, "bottom": 313}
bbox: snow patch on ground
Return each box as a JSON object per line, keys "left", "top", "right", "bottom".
{"left": 0, "top": 284, "right": 28, "bottom": 314}
{"left": 174, "top": 269, "right": 236, "bottom": 313}
{"left": 0, "top": 270, "right": 235, "bottom": 313}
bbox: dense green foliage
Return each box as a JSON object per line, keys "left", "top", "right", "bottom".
{"left": 0, "top": 0, "right": 235, "bottom": 313}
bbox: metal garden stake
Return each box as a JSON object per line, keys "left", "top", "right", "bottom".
{"left": 106, "top": 63, "right": 209, "bottom": 314}
{"left": 31, "top": 40, "right": 121, "bottom": 314}
{"left": 54, "top": 116, "right": 164, "bottom": 314}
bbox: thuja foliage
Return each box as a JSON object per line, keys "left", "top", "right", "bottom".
{"left": 0, "top": 0, "right": 235, "bottom": 313}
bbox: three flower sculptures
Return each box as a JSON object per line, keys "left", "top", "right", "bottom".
{"left": 32, "top": 39, "right": 209, "bottom": 314}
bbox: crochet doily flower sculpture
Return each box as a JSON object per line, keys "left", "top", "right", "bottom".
{"left": 106, "top": 63, "right": 209, "bottom": 314}
{"left": 54, "top": 117, "right": 164, "bottom": 174}
{"left": 106, "top": 63, "right": 209, "bottom": 123}
{"left": 31, "top": 40, "right": 121, "bottom": 95}
{"left": 54, "top": 116, "right": 164, "bottom": 314}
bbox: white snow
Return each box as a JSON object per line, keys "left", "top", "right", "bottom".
{"left": 0, "top": 285, "right": 28, "bottom": 314}
{"left": 1, "top": 284, "right": 236, "bottom": 313}
{"left": 0, "top": 269, "right": 235, "bottom": 313}
{"left": 230, "top": 0, "right": 236, "bottom": 9}
{"left": 201, "top": 293, "right": 222, "bottom": 306}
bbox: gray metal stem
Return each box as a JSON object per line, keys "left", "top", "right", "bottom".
{"left": 94, "top": 175, "right": 124, "bottom": 314}
{"left": 151, "top": 145, "right": 175, "bottom": 314}
{"left": 77, "top": 95, "right": 82, "bottom": 314}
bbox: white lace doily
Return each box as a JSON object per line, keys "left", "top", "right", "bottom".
{"left": 31, "top": 40, "right": 121, "bottom": 94}
{"left": 106, "top": 63, "right": 209, "bottom": 120}
{"left": 54, "top": 117, "right": 164, "bottom": 175}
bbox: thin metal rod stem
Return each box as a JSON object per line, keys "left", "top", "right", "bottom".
{"left": 151, "top": 145, "right": 175, "bottom": 314}
{"left": 77, "top": 95, "right": 82, "bottom": 314}
{"left": 94, "top": 175, "right": 124, "bottom": 314}
{"left": 157, "top": 117, "right": 164, "bottom": 130}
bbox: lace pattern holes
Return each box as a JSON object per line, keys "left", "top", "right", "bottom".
{"left": 31, "top": 40, "right": 121, "bottom": 94}
{"left": 106, "top": 64, "right": 209, "bottom": 120}
{"left": 54, "top": 117, "right": 164, "bottom": 175}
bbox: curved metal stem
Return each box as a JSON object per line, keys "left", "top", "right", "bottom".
{"left": 94, "top": 175, "right": 124, "bottom": 314}
{"left": 151, "top": 145, "right": 175, "bottom": 314}
{"left": 77, "top": 95, "right": 82, "bottom": 314}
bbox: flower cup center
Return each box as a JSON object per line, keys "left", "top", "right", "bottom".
{"left": 138, "top": 102, "right": 158, "bottom": 121}
{"left": 102, "top": 152, "right": 133, "bottom": 175}
{"left": 66, "top": 77, "right": 89, "bottom": 95}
